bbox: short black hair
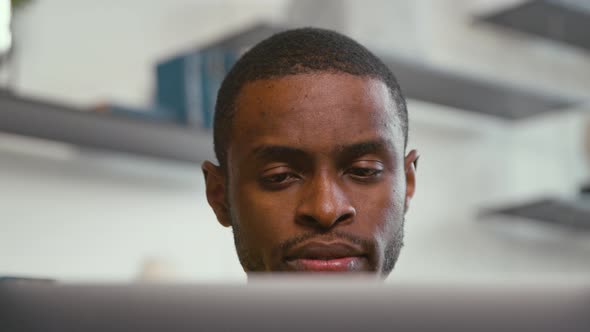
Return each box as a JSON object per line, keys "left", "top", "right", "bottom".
{"left": 213, "top": 27, "right": 408, "bottom": 170}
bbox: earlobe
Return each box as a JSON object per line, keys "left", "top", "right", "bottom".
{"left": 202, "top": 161, "right": 232, "bottom": 227}
{"left": 404, "top": 150, "right": 418, "bottom": 213}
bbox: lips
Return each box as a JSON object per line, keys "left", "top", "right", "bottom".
{"left": 284, "top": 242, "right": 369, "bottom": 272}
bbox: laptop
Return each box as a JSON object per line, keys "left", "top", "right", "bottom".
{"left": 1, "top": 276, "right": 588, "bottom": 332}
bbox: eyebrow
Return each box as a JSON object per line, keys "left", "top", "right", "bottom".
{"left": 335, "top": 139, "right": 393, "bottom": 160}
{"left": 250, "top": 139, "right": 393, "bottom": 163}
{"left": 251, "top": 145, "right": 309, "bottom": 162}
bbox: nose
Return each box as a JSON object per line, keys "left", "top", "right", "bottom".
{"left": 296, "top": 173, "right": 356, "bottom": 229}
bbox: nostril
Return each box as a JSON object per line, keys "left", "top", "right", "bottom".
{"left": 295, "top": 179, "right": 356, "bottom": 229}
{"left": 298, "top": 215, "right": 318, "bottom": 226}
{"left": 296, "top": 212, "right": 353, "bottom": 229}
{"left": 334, "top": 211, "right": 354, "bottom": 225}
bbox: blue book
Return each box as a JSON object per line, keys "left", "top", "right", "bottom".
{"left": 156, "top": 48, "right": 239, "bottom": 128}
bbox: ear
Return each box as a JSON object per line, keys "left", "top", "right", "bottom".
{"left": 202, "top": 161, "right": 232, "bottom": 227}
{"left": 403, "top": 149, "right": 419, "bottom": 213}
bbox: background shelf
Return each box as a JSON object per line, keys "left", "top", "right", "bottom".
{"left": 0, "top": 92, "right": 215, "bottom": 163}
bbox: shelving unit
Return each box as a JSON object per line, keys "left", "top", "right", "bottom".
{"left": 480, "top": 0, "right": 590, "bottom": 51}
{"left": 0, "top": 22, "right": 583, "bottom": 165}
{"left": 0, "top": 92, "right": 215, "bottom": 163}
{"left": 384, "top": 57, "right": 578, "bottom": 119}
{"left": 164, "top": 23, "right": 581, "bottom": 120}
{"left": 481, "top": 196, "right": 590, "bottom": 231}
{"left": 476, "top": 2, "right": 590, "bottom": 227}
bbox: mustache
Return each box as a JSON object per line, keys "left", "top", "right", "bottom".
{"left": 276, "top": 231, "right": 372, "bottom": 257}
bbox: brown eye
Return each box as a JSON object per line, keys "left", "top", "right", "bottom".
{"left": 348, "top": 167, "right": 382, "bottom": 178}
{"left": 346, "top": 159, "right": 384, "bottom": 182}
{"left": 259, "top": 169, "right": 301, "bottom": 190}
{"left": 263, "top": 173, "right": 294, "bottom": 184}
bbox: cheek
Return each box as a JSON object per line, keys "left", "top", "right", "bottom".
{"left": 353, "top": 177, "right": 406, "bottom": 234}
{"left": 230, "top": 182, "right": 297, "bottom": 248}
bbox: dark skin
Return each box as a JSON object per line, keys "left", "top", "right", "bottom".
{"left": 203, "top": 73, "right": 418, "bottom": 277}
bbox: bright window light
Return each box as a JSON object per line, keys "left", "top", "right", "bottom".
{"left": 0, "top": 0, "right": 11, "bottom": 54}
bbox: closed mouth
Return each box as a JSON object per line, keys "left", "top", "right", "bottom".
{"left": 284, "top": 241, "right": 369, "bottom": 272}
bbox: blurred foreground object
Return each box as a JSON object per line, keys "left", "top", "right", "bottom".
{"left": 0, "top": 276, "right": 55, "bottom": 285}
{"left": 0, "top": 279, "right": 588, "bottom": 332}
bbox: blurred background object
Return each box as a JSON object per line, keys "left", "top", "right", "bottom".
{"left": 0, "top": 0, "right": 13, "bottom": 87}
{"left": 0, "top": 0, "right": 11, "bottom": 55}
{"left": 0, "top": 0, "right": 589, "bottom": 283}
{"left": 480, "top": 0, "right": 590, "bottom": 52}
{"left": 1, "top": 0, "right": 34, "bottom": 87}
{"left": 135, "top": 256, "right": 178, "bottom": 282}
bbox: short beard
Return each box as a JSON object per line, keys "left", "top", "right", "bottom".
{"left": 381, "top": 221, "right": 405, "bottom": 276}
{"left": 226, "top": 182, "right": 267, "bottom": 272}
{"left": 231, "top": 213, "right": 405, "bottom": 276}
{"left": 231, "top": 216, "right": 267, "bottom": 272}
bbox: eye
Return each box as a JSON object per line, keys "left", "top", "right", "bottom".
{"left": 345, "top": 160, "right": 384, "bottom": 182}
{"left": 259, "top": 167, "right": 301, "bottom": 189}
{"left": 348, "top": 167, "right": 382, "bottom": 178}
{"left": 262, "top": 172, "right": 296, "bottom": 184}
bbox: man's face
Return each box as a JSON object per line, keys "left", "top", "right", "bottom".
{"left": 203, "top": 73, "right": 417, "bottom": 277}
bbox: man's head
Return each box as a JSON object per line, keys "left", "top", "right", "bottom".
{"left": 203, "top": 27, "right": 418, "bottom": 277}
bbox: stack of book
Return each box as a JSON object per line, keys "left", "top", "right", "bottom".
{"left": 155, "top": 47, "right": 239, "bottom": 128}
{"left": 93, "top": 23, "right": 280, "bottom": 128}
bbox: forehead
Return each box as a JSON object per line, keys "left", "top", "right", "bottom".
{"left": 228, "top": 73, "right": 404, "bottom": 163}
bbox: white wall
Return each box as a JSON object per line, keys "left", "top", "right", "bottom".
{"left": 1, "top": 0, "right": 589, "bottom": 283}
{"left": 0, "top": 133, "right": 244, "bottom": 281}
{"left": 8, "top": 0, "right": 288, "bottom": 107}
{"left": 398, "top": 103, "right": 590, "bottom": 283}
